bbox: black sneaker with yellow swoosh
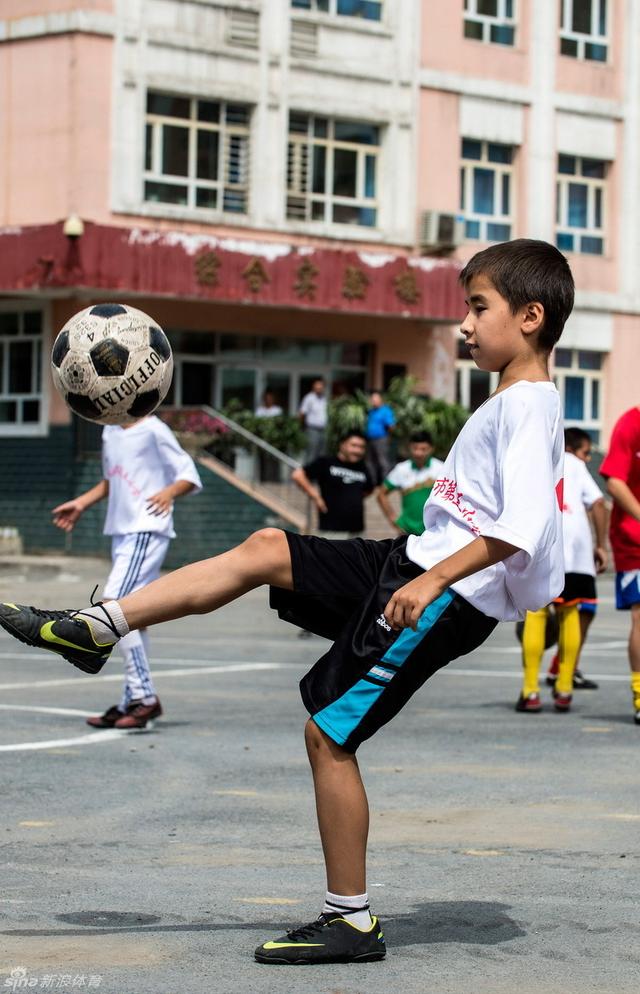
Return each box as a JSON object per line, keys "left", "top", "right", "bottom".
{"left": 254, "top": 913, "right": 386, "bottom": 965}
{"left": 0, "top": 602, "right": 117, "bottom": 674}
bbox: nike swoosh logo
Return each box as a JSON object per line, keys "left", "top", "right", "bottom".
{"left": 40, "top": 622, "right": 103, "bottom": 655}
{"left": 261, "top": 941, "right": 324, "bottom": 949}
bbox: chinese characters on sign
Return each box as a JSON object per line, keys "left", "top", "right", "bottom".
{"left": 293, "top": 259, "right": 319, "bottom": 300}
{"left": 242, "top": 258, "right": 270, "bottom": 293}
{"left": 194, "top": 251, "right": 221, "bottom": 288}
{"left": 393, "top": 267, "right": 421, "bottom": 305}
{"left": 342, "top": 265, "right": 369, "bottom": 301}
{"left": 432, "top": 478, "right": 480, "bottom": 535}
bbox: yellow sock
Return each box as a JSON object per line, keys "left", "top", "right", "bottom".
{"left": 630, "top": 672, "right": 640, "bottom": 704}
{"left": 522, "top": 608, "right": 547, "bottom": 697}
{"left": 556, "top": 605, "right": 581, "bottom": 695}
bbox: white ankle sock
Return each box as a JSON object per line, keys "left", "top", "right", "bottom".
{"left": 75, "top": 601, "right": 129, "bottom": 642}
{"left": 322, "top": 891, "right": 372, "bottom": 930}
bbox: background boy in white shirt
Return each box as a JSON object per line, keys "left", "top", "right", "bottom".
{"left": 544, "top": 427, "right": 608, "bottom": 692}
{"left": 51, "top": 415, "right": 202, "bottom": 729}
{"left": 0, "top": 239, "right": 574, "bottom": 964}
{"left": 517, "top": 426, "right": 607, "bottom": 713}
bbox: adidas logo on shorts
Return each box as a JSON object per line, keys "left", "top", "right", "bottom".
{"left": 376, "top": 614, "right": 392, "bottom": 632}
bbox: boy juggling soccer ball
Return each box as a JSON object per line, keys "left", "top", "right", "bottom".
{"left": 0, "top": 240, "right": 572, "bottom": 964}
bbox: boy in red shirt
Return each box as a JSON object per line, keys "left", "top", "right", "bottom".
{"left": 599, "top": 407, "right": 640, "bottom": 724}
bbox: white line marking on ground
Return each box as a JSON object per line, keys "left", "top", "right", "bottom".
{"left": 0, "top": 704, "right": 90, "bottom": 717}
{"left": 0, "top": 661, "right": 284, "bottom": 692}
{"left": 0, "top": 729, "right": 125, "bottom": 752}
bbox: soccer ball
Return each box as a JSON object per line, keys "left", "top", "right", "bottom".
{"left": 51, "top": 304, "right": 173, "bottom": 426}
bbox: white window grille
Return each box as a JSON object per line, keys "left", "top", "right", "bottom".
{"left": 463, "top": 0, "right": 516, "bottom": 45}
{"left": 0, "top": 306, "right": 44, "bottom": 433}
{"left": 553, "top": 348, "right": 604, "bottom": 444}
{"left": 460, "top": 139, "right": 514, "bottom": 242}
{"left": 556, "top": 155, "right": 606, "bottom": 256}
{"left": 144, "top": 93, "right": 250, "bottom": 214}
{"left": 291, "top": 0, "right": 383, "bottom": 21}
{"left": 287, "top": 114, "right": 380, "bottom": 227}
{"left": 560, "top": 0, "right": 608, "bottom": 62}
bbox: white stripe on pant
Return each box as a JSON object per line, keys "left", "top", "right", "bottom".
{"left": 103, "top": 532, "right": 170, "bottom": 709}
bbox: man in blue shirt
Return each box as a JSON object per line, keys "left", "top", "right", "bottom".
{"left": 365, "top": 390, "right": 395, "bottom": 485}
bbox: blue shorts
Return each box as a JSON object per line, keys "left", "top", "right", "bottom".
{"left": 615, "top": 571, "right": 640, "bottom": 610}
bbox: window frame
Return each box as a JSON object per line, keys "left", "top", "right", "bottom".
{"left": 0, "top": 301, "right": 48, "bottom": 438}
{"left": 553, "top": 347, "right": 604, "bottom": 443}
{"left": 290, "top": 0, "right": 383, "bottom": 22}
{"left": 559, "top": 0, "right": 609, "bottom": 63}
{"left": 463, "top": 0, "right": 516, "bottom": 46}
{"left": 143, "top": 92, "right": 251, "bottom": 216}
{"left": 555, "top": 154, "right": 607, "bottom": 256}
{"left": 460, "top": 138, "right": 515, "bottom": 243}
{"left": 286, "top": 114, "right": 380, "bottom": 229}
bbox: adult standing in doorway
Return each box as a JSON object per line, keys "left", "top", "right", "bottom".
{"left": 299, "top": 378, "right": 328, "bottom": 462}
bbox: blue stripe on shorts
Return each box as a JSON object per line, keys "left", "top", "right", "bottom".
{"left": 312, "top": 589, "right": 455, "bottom": 746}
{"left": 616, "top": 570, "right": 640, "bottom": 610}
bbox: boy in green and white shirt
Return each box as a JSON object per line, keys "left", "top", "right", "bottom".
{"left": 377, "top": 431, "right": 445, "bottom": 536}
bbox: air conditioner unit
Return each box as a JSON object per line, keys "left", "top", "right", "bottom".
{"left": 419, "top": 210, "right": 464, "bottom": 251}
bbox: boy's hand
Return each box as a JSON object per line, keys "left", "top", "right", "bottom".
{"left": 51, "top": 499, "right": 85, "bottom": 532}
{"left": 594, "top": 546, "right": 608, "bottom": 573}
{"left": 146, "top": 487, "right": 174, "bottom": 516}
{"left": 383, "top": 572, "right": 445, "bottom": 631}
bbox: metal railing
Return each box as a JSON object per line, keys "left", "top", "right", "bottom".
{"left": 159, "top": 406, "right": 313, "bottom": 531}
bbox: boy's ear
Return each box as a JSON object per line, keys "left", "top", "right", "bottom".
{"left": 521, "top": 301, "right": 544, "bottom": 337}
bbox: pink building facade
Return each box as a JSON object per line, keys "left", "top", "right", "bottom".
{"left": 0, "top": 0, "right": 637, "bottom": 448}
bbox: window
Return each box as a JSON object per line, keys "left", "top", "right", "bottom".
{"left": 287, "top": 114, "right": 380, "bottom": 227}
{"left": 0, "top": 307, "right": 44, "bottom": 431}
{"left": 144, "top": 93, "right": 250, "bottom": 213}
{"left": 455, "top": 338, "right": 499, "bottom": 411}
{"left": 464, "top": 0, "right": 515, "bottom": 45}
{"left": 560, "top": 0, "right": 608, "bottom": 62}
{"left": 556, "top": 155, "right": 606, "bottom": 255}
{"left": 460, "top": 139, "right": 514, "bottom": 242}
{"left": 553, "top": 347, "right": 604, "bottom": 444}
{"left": 291, "top": 0, "right": 383, "bottom": 21}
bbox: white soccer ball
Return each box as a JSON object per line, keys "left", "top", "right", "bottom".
{"left": 51, "top": 304, "right": 173, "bottom": 426}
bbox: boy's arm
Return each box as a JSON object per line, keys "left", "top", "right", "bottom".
{"left": 588, "top": 498, "right": 608, "bottom": 573}
{"left": 384, "top": 535, "right": 519, "bottom": 630}
{"left": 291, "top": 466, "right": 328, "bottom": 514}
{"left": 376, "top": 485, "right": 402, "bottom": 532}
{"left": 606, "top": 477, "right": 640, "bottom": 522}
{"left": 147, "top": 479, "right": 197, "bottom": 517}
{"left": 51, "top": 479, "right": 109, "bottom": 532}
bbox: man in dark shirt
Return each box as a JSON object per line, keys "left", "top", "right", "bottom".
{"left": 292, "top": 432, "right": 373, "bottom": 536}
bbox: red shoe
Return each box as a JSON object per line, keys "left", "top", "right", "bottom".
{"left": 86, "top": 705, "right": 123, "bottom": 729}
{"left": 553, "top": 691, "right": 572, "bottom": 712}
{"left": 515, "top": 693, "right": 542, "bottom": 713}
{"left": 114, "top": 698, "right": 163, "bottom": 730}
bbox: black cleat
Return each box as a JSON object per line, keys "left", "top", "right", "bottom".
{"left": 0, "top": 602, "right": 117, "bottom": 674}
{"left": 572, "top": 670, "right": 599, "bottom": 690}
{"left": 255, "top": 913, "right": 386, "bottom": 965}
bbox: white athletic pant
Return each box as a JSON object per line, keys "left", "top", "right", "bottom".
{"left": 103, "top": 532, "right": 170, "bottom": 710}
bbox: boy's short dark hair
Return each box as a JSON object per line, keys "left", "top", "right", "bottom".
{"left": 565, "top": 426, "right": 592, "bottom": 451}
{"left": 459, "top": 239, "right": 575, "bottom": 351}
{"left": 409, "top": 430, "right": 433, "bottom": 445}
{"left": 338, "top": 431, "right": 367, "bottom": 445}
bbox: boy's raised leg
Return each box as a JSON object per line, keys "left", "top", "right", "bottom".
{"left": 0, "top": 529, "right": 294, "bottom": 672}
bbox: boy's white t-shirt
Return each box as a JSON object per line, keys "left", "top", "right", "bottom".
{"left": 102, "top": 416, "right": 202, "bottom": 538}
{"left": 406, "top": 381, "right": 565, "bottom": 622}
{"left": 562, "top": 450, "right": 603, "bottom": 577}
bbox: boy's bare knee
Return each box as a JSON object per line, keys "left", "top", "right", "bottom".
{"left": 305, "top": 718, "right": 347, "bottom": 764}
{"left": 244, "top": 528, "right": 286, "bottom": 557}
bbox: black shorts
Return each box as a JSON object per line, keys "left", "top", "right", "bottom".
{"left": 553, "top": 572, "right": 597, "bottom": 607}
{"left": 270, "top": 532, "right": 497, "bottom": 752}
